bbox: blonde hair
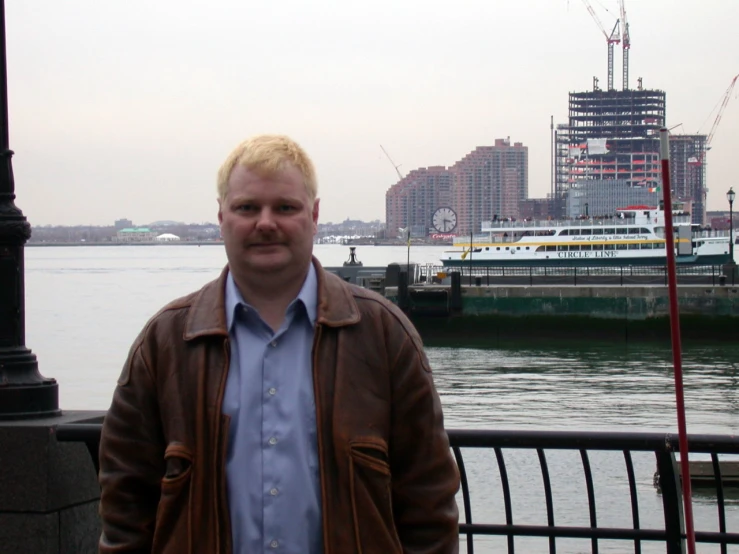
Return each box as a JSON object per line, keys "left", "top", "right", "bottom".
{"left": 216, "top": 135, "right": 317, "bottom": 203}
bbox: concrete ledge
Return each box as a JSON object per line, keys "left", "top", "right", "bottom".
{"left": 0, "top": 410, "right": 105, "bottom": 554}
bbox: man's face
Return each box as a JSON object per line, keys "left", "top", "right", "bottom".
{"left": 218, "top": 163, "right": 319, "bottom": 282}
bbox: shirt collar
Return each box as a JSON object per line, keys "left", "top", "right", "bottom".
{"left": 225, "top": 263, "right": 318, "bottom": 331}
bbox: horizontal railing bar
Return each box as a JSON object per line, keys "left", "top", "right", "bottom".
{"left": 448, "top": 429, "right": 739, "bottom": 453}
{"left": 58, "top": 425, "right": 739, "bottom": 455}
{"left": 458, "top": 523, "right": 668, "bottom": 541}
{"left": 694, "top": 531, "right": 739, "bottom": 544}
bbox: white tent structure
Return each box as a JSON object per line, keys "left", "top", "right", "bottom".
{"left": 156, "top": 233, "right": 180, "bottom": 242}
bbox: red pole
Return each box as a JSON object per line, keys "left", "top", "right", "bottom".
{"left": 659, "top": 128, "right": 696, "bottom": 553}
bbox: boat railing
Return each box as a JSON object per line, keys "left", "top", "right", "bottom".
{"left": 56, "top": 421, "right": 739, "bottom": 553}
{"left": 480, "top": 215, "right": 692, "bottom": 231}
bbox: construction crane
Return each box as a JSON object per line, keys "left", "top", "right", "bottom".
{"left": 380, "top": 144, "right": 404, "bottom": 181}
{"left": 618, "top": 0, "right": 630, "bottom": 90}
{"left": 580, "top": 0, "right": 620, "bottom": 91}
{"left": 686, "top": 74, "right": 738, "bottom": 223}
{"left": 691, "top": 73, "right": 739, "bottom": 166}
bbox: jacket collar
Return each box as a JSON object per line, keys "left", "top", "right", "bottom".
{"left": 184, "top": 257, "right": 360, "bottom": 341}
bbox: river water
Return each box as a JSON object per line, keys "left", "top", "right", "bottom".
{"left": 24, "top": 244, "right": 739, "bottom": 553}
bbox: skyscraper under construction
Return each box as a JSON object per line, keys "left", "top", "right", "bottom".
{"left": 554, "top": 84, "right": 708, "bottom": 225}
{"left": 554, "top": 83, "right": 666, "bottom": 219}
{"left": 556, "top": 1, "right": 711, "bottom": 225}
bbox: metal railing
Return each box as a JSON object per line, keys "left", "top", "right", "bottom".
{"left": 451, "top": 429, "right": 739, "bottom": 554}
{"left": 56, "top": 424, "right": 739, "bottom": 553}
{"left": 419, "top": 264, "right": 737, "bottom": 287}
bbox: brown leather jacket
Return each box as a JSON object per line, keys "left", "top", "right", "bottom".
{"left": 99, "top": 259, "right": 460, "bottom": 553}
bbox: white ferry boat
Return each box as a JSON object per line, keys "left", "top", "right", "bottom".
{"left": 441, "top": 205, "right": 735, "bottom": 267}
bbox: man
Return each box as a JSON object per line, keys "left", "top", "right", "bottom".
{"left": 98, "top": 134, "right": 460, "bottom": 553}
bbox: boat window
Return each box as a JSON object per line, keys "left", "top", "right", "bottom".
{"left": 628, "top": 243, "right": 640, "bottom": 250}
{"left": 604, "top": 244, "right": 616, "bottom": 250}
{"left": 535, "top": 230, "right": 556, "bottom": 236}
{"left": 557, "top": 245, "right": 567, "bottom": 251}
{"left": 536, "top": 246, "right": 546, "bottom": 252}
{"left": 629, "top": 228, "right": 640, "bottom": 235}
{"left": 568, "top": 245, "right": 579, "bottom": 251}
{"left": 654, "top": 242, "right": 665, "bottom": 249}
{"left": 559, "top": 230, "right": 570, "bottom": 236}
{"left": 640, "top": 243, "right": 652, "bottom": 249}
{"left": 516, "top": 247, "right": 521, "bottom": 250}
{"left": 505, "top": 247, "right": 509, "bottom": 250}
{"left": 616, "top": 228, "right": 628, "bottom": 234}
{"left": 604, "top": 228, "right": 616, "bottom": 235}
{"left": 580, "top": 228, "right": 592, "bottom": 235}
{"left": 546, "top": 245, "right": 556, "bottom": 252}
{"left": 616, "top": 244, "right": 628, "bottom": 250}
{"left": 654, "top": 227, "right": 666, "bottom": 238}
{"left": 640, "top": 228, "right": 650, "bottom": 234}
{"left": 581, "top": 244, "right": 592, "bottom": 251}
{"left": 485, "top": 247, "right": 489, "bottom": 251}
{"left": 496, "top": 247, "right": 500, "bottom": 251}
{"left": 592, "top": 244, "right": 604, "bottom": 250}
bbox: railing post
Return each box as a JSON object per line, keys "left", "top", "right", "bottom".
{"left": 655, "top": 449, "right": 686, "bottom": 553}
{"left": 398, "top": 271, "right": 409, "bottom": 311}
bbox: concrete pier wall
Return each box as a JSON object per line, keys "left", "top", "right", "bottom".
{"left": 386, "top": 285, "right": 739, "bottom": 343}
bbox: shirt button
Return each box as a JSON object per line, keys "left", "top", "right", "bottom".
{"left": 270, "top": 539, "right": 279, "bottom": 548}
{"left": 268, "top": 387, "right": 277, "bottom": 396}
{"left": 270, "top": 487, "right": 279, "bottom": 496}
{"left": 270, "top": 340, "right": 277, "bottom": 348}
{"left": 268, "top": 437, "right": 278, "bottom": 445}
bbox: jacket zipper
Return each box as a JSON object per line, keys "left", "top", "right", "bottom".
{"left": 216, "top": 338, "right": 232, "bottom": 554}
{"left": 312, "top": 323, "right": 330, "bottom": 554}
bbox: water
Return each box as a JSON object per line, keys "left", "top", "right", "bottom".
{"left": 23, "top": 244, "right": 739, "bottom": 553}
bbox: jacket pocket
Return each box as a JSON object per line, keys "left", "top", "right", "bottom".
{"left": 152, "top": 443, "right": 194, "bottom": 554}
{"left": 349, "top": 440, "right": 401, "bottom": 554}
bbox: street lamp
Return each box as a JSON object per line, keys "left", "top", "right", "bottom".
{"left": 728, "top": 187, "right": 735, "bottom": 262}
{"left": 0, "top": 0, "right": 59, "bottom": 419}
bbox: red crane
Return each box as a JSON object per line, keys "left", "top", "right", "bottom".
{"left": 580, "top": 0, "right": 620, "bottom": 91}
{"left": 618, "top": 0, "right": 630, "bottom": 90}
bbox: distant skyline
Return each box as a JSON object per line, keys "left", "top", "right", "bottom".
{"left": 7, "top": 1, "right": 739, "bottom": 227}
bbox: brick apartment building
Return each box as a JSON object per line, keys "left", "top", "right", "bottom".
{"left": 385, "top": 138, "right": 528, "bottom": 237}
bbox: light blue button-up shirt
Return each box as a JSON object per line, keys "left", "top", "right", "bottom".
{"left": 222, "top": 265, "right": 322, "bottom": 554}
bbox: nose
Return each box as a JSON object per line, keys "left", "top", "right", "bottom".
{"left": 255, "top": 207, "right": 278, "bottom": 231}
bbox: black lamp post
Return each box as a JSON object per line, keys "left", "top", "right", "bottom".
{"left": 0, "top": 0, "right": 59, "bottom": 419}
{"left": 728, "top": 187, "right": 735, "bottom": 262}
{"left": 585, "top": 202, "right": 589, "bottom": 217}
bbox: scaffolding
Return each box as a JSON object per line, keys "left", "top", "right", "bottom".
{"left": 555, "top": 88, "right": 666, "bottom": 218}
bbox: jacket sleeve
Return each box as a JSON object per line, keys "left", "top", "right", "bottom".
{"left": 98, "top": 339, "right": 165, "bottom": 554}
{"left": 388, "top": 319, "right": 460, "bottom": 553}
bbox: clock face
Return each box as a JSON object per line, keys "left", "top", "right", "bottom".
{"left": 432, "top": 207, "right": 457, "bottom": 233}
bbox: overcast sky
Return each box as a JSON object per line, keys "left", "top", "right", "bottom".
{"left": 7, "top": 0, "right": 739, "bottom": 226}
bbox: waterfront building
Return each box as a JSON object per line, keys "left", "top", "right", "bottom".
{"left": 384, "top": 138, "right": 528, "bottom": 238}
{"left": 554, "top": 85, "right": 708, "bottom": 224}
{"left": 114, "top": 227, "right": 157, "bottom": 242}
{"left": 451, "top": 138, "right": 528, "bottom": 235}
{"left": 385, "top": 166, "right": 452, "bottom": 238}
{"left": 113, "top": 218, "right": 133, "bottom": 230}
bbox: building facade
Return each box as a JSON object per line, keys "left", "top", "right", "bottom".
{"left": 385, "top": 138, "right": 528, "bottom": 238}
{"left": 385, "top": 166, "right": 452, "bottom": 238}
